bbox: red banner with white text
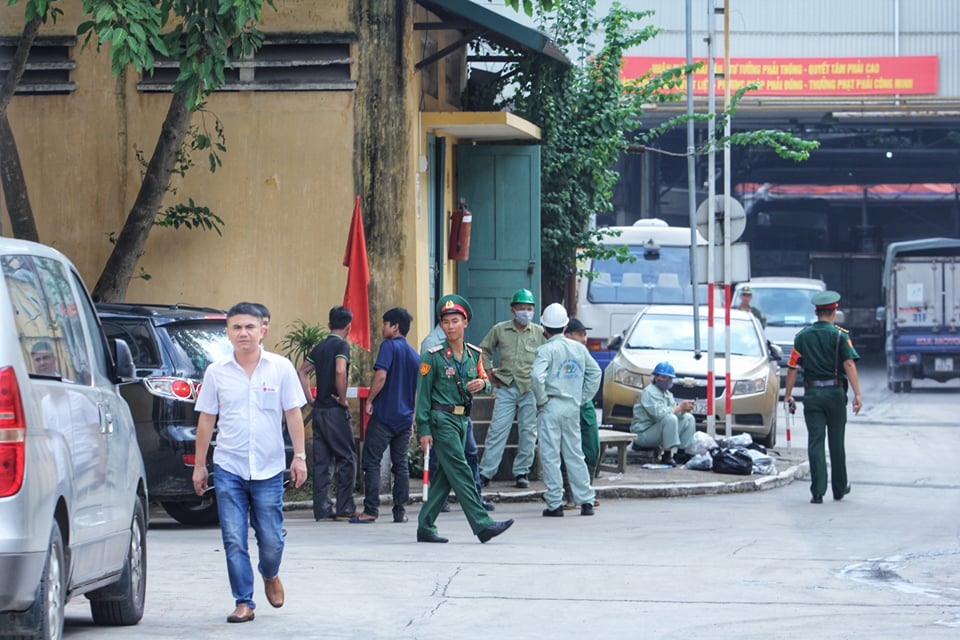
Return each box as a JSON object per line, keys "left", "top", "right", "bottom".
{"left": 622, "top": 56, "right": 938, "bottom": 96}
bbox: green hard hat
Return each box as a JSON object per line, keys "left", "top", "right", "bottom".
{"left": 437, "top": 294, "right": 472, "bottom": 321}
{"left": 511, "top": 288, "right": 536, "bottom": 306}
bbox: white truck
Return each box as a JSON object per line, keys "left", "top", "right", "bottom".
{"left": 882, "top": 238, "right": 960, "bottom": 392}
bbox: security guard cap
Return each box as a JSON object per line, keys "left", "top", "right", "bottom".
{"left": 510, "top": 288, "right": 536, "bottom": 306}
{"left": 811, "top": 290, "right": 841, "bottom": 311}
{"left": 437, "top": 294, "right": 472, "bottom": 321}
{"left": 740, "top": 285, "right": 753, "bottom": 295}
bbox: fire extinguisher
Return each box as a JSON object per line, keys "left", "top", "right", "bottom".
{"left": 447, "top": 198, "right": 472, "bottom": 261}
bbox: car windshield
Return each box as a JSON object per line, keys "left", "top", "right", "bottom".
{"left": 165, "top": 322, "right": 232, "bottom": 378}
{"left": 747, "top": 287, "right": 820, "bottom": 326}
{"left": 587, "top": 245, "right": 707, "bottom": 304}
{"left": 625, "top": 313, "right": 764, "bottom": 357}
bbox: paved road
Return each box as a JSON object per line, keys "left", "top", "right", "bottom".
{"left": 61, "top": 355, "right": 960, "bottom": 639}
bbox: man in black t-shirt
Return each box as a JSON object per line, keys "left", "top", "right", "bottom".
{"left": 298, "top": 306, "right": 357, "bottom": 520}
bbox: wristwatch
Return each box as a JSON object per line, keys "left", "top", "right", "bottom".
{"left": 293, "top": 452, "right": 307, "bottom": 461}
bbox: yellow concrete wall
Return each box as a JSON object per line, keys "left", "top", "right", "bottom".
{"left": 0, "top": 1, "right": 363, "bottom": 350}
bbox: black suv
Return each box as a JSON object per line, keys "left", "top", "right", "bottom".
{"left": 97, "top": 303, "right": 292, "bottom": 525}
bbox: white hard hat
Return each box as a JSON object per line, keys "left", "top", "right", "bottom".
{"left": 540, "top": 303, "right": 569, "bottom": 329}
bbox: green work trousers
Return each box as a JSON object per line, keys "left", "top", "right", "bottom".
{"left": 580, "top": 402, "right": 600, "bottom": 470}
{"left": 803, "top": 386, "right": 848, "bottom": 499}
{"left": 419, "top": 411, "right": 495, "bottom": 536}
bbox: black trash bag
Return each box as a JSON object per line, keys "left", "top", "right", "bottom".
{"left": 710, "top": 447, "right": 753, "bottom": 475}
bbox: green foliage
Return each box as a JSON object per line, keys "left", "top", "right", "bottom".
{"left": 73, "top": 0, "right": 276, "bottom": 111}
{"left": 278, "top": 319, "right": 330, "bottom": 367}
{"left": 500, "top": 0, "right": 554, "bottom": 16}
{"left": 155, "top": 200, "right": 224, "bottom": 235}
{"left": 467, "top": 0, "right": 817, "bottom": 297}
{"left": 278, "top": 320, "right": 366, "bottom": 387}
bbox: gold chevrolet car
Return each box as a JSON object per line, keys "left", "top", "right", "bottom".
{"left": 601, "top": 305, "right": 782, "bottom": 447}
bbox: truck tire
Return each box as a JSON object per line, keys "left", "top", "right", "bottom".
{"left": 88, "top": 499, "right": 146, "bottom": 626}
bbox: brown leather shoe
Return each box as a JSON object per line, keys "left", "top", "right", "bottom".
{"left": 227, "top": 603, "right": 255, "bottom": 623}
{"left": 264, "top": 575, "right": 284, "bottom": 608}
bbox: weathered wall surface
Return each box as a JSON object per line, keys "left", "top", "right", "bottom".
{"left": 0, "top": 1, "right": 374, "bottom": 350}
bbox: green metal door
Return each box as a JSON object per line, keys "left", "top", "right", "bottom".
{"left": 456, "top": 144, "right": 541, "bottom": 346}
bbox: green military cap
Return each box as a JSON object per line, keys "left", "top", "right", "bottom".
{"left": 437, "top": 294, "right": 472, "bottom": 321}
{"left": 811, "top": 290, "right": 841, "bottom": 310}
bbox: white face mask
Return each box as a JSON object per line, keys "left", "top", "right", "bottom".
{"left": 514, "top": 310, "right": 534, "bottom": 326}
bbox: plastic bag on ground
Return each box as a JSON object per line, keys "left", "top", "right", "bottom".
{"left": 685, "top": 453, "right": 713, "bottom": 470}
{"left": 710, "top": 447, "right": 753, "bottom": 475}
{"left": 718, "top": 433, "right": 753, "bottom": 448}
{"left": 744, "top": 448, "right": 777, "bottom": 475}
{"left": 687, "top": 431, "right": 718, "bottom": 456}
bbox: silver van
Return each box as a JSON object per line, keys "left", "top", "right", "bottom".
{"left": 0, "top": 239, "right": 147, "bottom": 640}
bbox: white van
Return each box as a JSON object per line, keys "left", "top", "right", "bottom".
{"left": 0, "top": 239, "right": 146, "bottom": 639}
{"left": 576, "top": 219, "right": 707, "bottom": 373}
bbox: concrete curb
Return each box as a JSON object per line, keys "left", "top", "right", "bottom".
{"left": 283, "top": 461, "right": 811, "bottom": 511}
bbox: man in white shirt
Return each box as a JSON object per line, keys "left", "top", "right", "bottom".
{"left": 193, "top": 302, "right": 308, "bottom": 624}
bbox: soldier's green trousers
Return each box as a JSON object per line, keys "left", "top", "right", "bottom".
{"left": 419, "top": 411, "right": 495, "bottom": 536}
{"left": 803, "top": 386, "right": 848, "bottom": 499}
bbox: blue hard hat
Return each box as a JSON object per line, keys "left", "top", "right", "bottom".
{"left": 652, "top": 361, "right": 676, "bottom": 378}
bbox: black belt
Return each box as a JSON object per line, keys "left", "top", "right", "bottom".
{"left": 805, "top": 378, "right": 841, "bottom": 388}
{"left": 431, "top": 402, "right": 471, "bottom": 417}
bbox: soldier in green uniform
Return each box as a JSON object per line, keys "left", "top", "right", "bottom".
{"left": 415, "top": 294, "right": 514, "bottom": 543}
{"left": 783, "top": 291, "right": 863, "bottom": 504}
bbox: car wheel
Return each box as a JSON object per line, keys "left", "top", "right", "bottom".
{"left": 89, "top": 498, "right": 146, "bottom": 626}
{"left": 161, "top": 496, "right": 219, "bottom": 526}
{"left": 758, "top": 414, "right": 777, "bottom": 448}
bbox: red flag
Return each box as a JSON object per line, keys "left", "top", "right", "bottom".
{"left": 343, "top": 195, "right": 371, "bottom": 350}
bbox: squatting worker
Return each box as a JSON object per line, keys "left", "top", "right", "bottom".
{"left": 415, "top": 294, "right": 514, "bottom": 544}
{"left": 478, "top": 288, "right": 546, "bottom": 489}
{"left": 783, "top": 290, "right": 862, "bottom": 504}
{"left": 533, "top": 304, "right": 601, "bottom": 518}
{"left": 193, "top": 302, "right": 308, "bottom": 624}
{"left": 629, "top": 361, "right": 696, "bottom": 466}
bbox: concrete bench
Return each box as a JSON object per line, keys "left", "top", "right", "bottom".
{"left": 595, "top": 429, "right": 636, "bottom": 477}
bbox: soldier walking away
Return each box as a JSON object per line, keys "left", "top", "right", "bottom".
{"left": 783, "top": 291, "right": 863, "bottom": 504}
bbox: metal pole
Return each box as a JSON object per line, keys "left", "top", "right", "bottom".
{"left": 687, "top": 0, "right": 701, "bottom": 357}
{"left": 706, "top": 0, "right": 717, "bottom": 439}
{"left": 723, "top": 0, "right": 732, "bottom": 437}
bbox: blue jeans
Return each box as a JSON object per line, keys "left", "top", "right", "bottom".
{"left": 214, "top": 465, "right": 285, "bottom": 609}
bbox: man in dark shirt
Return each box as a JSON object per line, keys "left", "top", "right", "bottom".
{"left": 350, "top": 308, "right": 420, "bottom": 524}
{"left": 298, "top": 306, "right": 357, "bottom": 520}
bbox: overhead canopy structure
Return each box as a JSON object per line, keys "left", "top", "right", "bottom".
{"left": 415, "top": 0, "right": 570, "bottom": 70}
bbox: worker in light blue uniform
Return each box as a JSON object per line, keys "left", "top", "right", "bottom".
{"left": 629, "top": 361, "right": 696, "bottom": 466}
{"left": 532, "top": 303, "right": 601, "bottom": 517}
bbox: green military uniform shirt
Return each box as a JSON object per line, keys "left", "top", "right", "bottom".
{"left": 787, "top": 321, "right": 860, "bottom": 381}
{"left": 479, "top": 320, "right": 545, "bottom": 393}
{"left": 415, "top": 341, "right": 491, "bottom": 438}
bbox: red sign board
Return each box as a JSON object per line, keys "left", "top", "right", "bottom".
{"left": 622, "top": 56, "right": 938, "bottom": 96}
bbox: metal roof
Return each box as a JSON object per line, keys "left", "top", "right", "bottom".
{"left": 415, "top": 0, "right": 570, "bottom": 68}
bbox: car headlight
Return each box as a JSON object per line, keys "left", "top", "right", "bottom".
{"left": 613, "top": 367, "right": 645, "bottom": 389}
{"left": 732, "top": 376, "right": 767, "bottom": 396}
